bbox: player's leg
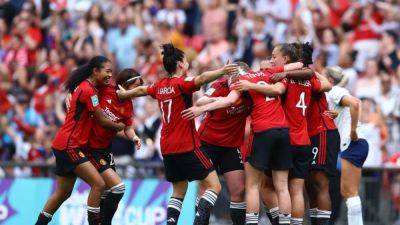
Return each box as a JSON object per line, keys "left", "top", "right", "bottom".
{"left": 100, "top": 168, "right": 124, "bottom": 225}
{"left": 224, "top": 170, "right": 246, "bottom": 225}
{"left": 167, "top": 180, "right": 188, "bottom": 225}
{"left": 307, "top": 132, "right": 332, "bottom": 225}
{"left": 74, "top": 161, "right": 107, "bottom": 225}
{"left": 196, "top": 170, "right": 221, "bottom": 225}
{"left": 289, "top": 178, "right": 305, "bottom": 225}
{"left": 340, "top": 139, "right": 369, "bottom": 225}
{"left": 341, "top": 159, "right": 363, "bottom": 225}
{"left": 289, "top": 146, "right": 312, "bottom": 225}
{"left": 245, "top": 162, "right": 263, "bottom": 225}
{"left": 221, "top": 147, "right": 246, "bottom": 225}
{"left": 35, "top": 175, "right": 77, "bottom": 225}
{"left": 271, "top": 128, "right": 292, "bottom": 225}
{"left": 260, "top": 174, "right": 279, "bottom": 225}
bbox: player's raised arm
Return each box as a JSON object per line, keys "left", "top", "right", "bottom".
{"left": 194, "top": 62, "right": 238, "bottom": 88}
{"left": 117, "top": 85, "right": 148, "bottom": 100}
{"left": 181, "top": 90, "right": 241, "bottom": 120}
{"left": 232, "top": 79, "right": 286, "bottom": 96}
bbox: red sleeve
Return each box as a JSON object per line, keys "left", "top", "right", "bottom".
{"left": 124, "top": 104, "right": 134, "bottom": 126}
{"left": 280, "top": 79, "right": 288, "bottom": 89}
{"left": 265, "top": 66, "right": 284, "bottom": 74}
{"left": 179, "top": 76, "right": 200, "bottom": 94}
{"left": 80, "top": 86, "right": 100, "bottom": 112}
{"left": 147, "top": 84, "right": 157, "bottom": 99}
{"left": 310, "top": 76, "right": 322, "bottom": 92}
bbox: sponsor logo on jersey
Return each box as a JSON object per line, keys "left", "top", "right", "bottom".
{"left": 205, "top": 88, "right": 216, "bottom": 96}
{"left": 91, "top": 95, "right": 99, "bottom": 107}
{"left": 100, "top": 159, "right": 107, "bottom": 166}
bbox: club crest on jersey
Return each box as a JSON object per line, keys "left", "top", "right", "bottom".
{"left": 78, "top": 151, "right": 85, "bottom": 158}
{"left": 184, "top": 76, "right": 194, "bottom": 81}
{"left": 205, "top": 88, "right": 216, "bottom": 96}
{"left": 158, "top": 87, "right": 175, "bottom": 95}
{"left": 100, "top": 159, "right": 107, "bottom": 165}
{"left": 91, "top": 95, "right": 99, "bottom": 107}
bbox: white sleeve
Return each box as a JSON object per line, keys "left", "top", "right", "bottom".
{"left": 329, "top": 86, "right": 350, "bottom": 106}
{"left": 156, "top": 10, "right": 165, "bottom": 22}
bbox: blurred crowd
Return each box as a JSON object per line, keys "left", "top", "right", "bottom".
{"left": 0, "top": 0, "right": 399, "bottom": 181}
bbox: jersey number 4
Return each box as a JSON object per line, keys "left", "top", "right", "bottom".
{"left": 296, "top": 92, "right": 307, "bottom": 116}
{"left": 160, "top": 99, "right": 172, "bottom": 123}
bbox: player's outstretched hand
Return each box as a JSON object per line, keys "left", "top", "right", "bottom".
{"left": 116, "top": 85, "right": 128, "bottom": 99}
{"left": 181, "top": 106, "right": 203, "bottom": 120}
{"left": 133, "top": 135, "right": 141, "bottom": 150}
{"left": 323, "top": 110, "right": 339, "bottom": 119}
{"left": 223, "top": 61, "right": 239, "bottom": 76}
{"left": 350, "top": 130, "right": 359, "bottom": 141}
{"left": 270, "top": 72, "right": 287, "bottom": 83}
{"left": 231, "top": 80, "right": 253, "bottom": 92}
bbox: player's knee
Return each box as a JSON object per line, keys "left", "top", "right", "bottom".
{"left": 230, "top": 183, "right": 245, "bottom": 201}
{"left": 289, "top": 184, "right": 302, "bottom": 197}
{"left": 211, "top": 179, "right": 222, "bottom": 193}
{"left": 92, "top": 179, "right": 107, "bottom": 192}
{"left": 340, "top": 183, "right": 357, "bottom": 199}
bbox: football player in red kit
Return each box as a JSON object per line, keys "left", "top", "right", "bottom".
{"left": 35, "top": 56, "right": 126, "bottom": 225}
{"left": 234, "top": 43, "right": 332, "bottom": 225}
{"left": 191, "top": 62, "right": 252, "bottom": 225}
{"left": 84, "top": 69, "right": 143, "bottom": 225}
{"left": 116, "top": 43, "right": 238, "bottom": 225}
{"left": 181, "top": 48, "right": 306, "bottom": 225}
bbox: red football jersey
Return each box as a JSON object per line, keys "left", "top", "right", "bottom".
{"left": 52, "top": 80, "right": 100, "bottom": 150}
{"left": 88, "top": 85, "right": 133, "bottom": 149}
{"left": 282, "top": 76, "right": 321, "bottom": 145}
{"left": 147, "top": 76, "right": 200, "bottom": 155}
{"left": 239, "top": 67, "right": 288, "bottom": 132}
{"left": 307, "top": 79, "right": 337, "bottom": 137}
{"left": 198, "top": 78, "right": 251, "bottom": 147}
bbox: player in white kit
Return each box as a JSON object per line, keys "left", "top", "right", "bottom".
{"left": 325, "top": 66, "right": 369, "bottom": 225}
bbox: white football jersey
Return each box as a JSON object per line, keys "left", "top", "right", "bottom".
{"left": 326, "top": 86, "right": 365, "bottom": 151}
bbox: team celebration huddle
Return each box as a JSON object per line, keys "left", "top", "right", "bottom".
{"left": 35, "top": 41, "right": 369, "bottom": 225}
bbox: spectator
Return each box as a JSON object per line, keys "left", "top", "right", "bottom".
{"left": 107, "top": 12, "right": 142, "bottom": 70}
{"left": 156, "top": 0, "right": 186, "bottom": 31}
{"left": 355, "top": 59, "right": 381, "bottom": 101}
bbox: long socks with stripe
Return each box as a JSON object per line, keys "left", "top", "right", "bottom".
{"left": 265, "top": 207, "right": 279, "bottom": 225}
{"left": 230, "top": 201, "right": 246, "bottom": 225}
{"left": 291, "top": 217, "right": 303, "bottom": 225}
{"left": 194, "top": 190, "right": 218, "bottom": 225}
{"left": 101, "top": 183, "right": 125, "bottom": 225}
{"left": 88, "top": 206, "right": 101, "bottom": 225}
{"left": 167, "top": 197, "right": 183, "bottom": 225}
{"left": 310, "top": 208, "right": 330, "bottom": 225}
{"left": 278, "top": 213, "right": 291, "bottom": 225}
{"left": 35, "top": 211, "right": 52, "bottom": 225}
{"left": 246, "top": 212, "right": 258, "bottom": 225}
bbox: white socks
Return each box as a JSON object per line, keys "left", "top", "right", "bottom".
{"left": 346, "top": 196, "right": 363, "bottom": 225}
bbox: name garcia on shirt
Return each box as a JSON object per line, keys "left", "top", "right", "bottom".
{"left": 158, "top": 87, "right": 175, "bottom": 95}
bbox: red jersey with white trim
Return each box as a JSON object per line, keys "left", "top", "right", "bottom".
{"left": 88, "top": 85, "right": 133, "bottom": 149}
{"left": 282, "top": 76, "right": 321, "bottom": 145}
{"left": 239, "top": 66, "right": 288, "bottom": 132}
{"left": 147, "top": 76, "right": 200, "bottom": 155}
{"left": 307, "top": 79, "right": 337, "bottom": 137}
{"left": 198, "top": 78, "right": 251, "bottom": 147}
{"left": 52, "top": 80, "right": 100, "bottom": 150}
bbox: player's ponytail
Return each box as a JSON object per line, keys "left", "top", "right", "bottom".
{"left": 301, "top": 42, "right": 313, "bottom": 66}
{"left": 161, "top": 43, "right": 184, "bottom": 76}
{"left": 65, "top": 56, "right": 110, "bottom": 93}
